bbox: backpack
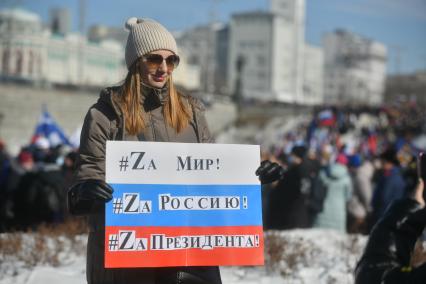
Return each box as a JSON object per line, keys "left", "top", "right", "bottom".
{"left": 308, "top": 175, "right": 328, "bottom": 215}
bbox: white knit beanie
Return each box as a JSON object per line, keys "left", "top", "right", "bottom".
{"left": 124, "top": 17, "right": 178, "bottom": 70}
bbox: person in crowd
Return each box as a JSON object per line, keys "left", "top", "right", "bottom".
{"left": 31, "top": 136, "right": 52, "bottom": 163}
{"left": 67, "top": 17, "right": 220, "bottom": 284}
{"left": 0, "top": 139, "right": 9, "bottom": 189}
{"left": 61, "top": 151, "right": 78, "bottom": 220}
{"left": 371, "top": 148, "right": 406, "bottom": 226}
{"left": 263, "top": 145, "right": 314, "bottom": 229}
{"left": 0, "top": 140, "right": 12, "bottom": 232}
{"left": 356, "top": 155, "right": 375, "bottom": 209}
{"left": 312, "top": 151, "right": 352, "bottom": 232}
{"left": 4, "top": 148, "right": 64, "bottom": 229}
{"left": 347, "top": 154, "right": 374, "bottom": 233}
{"left": 0, "top": 149, "right": 34, "bottom": 230}
{"left": 62, "top": 152, "right": 77, "bottom": 185}
{"left": 259, "top": 150, "right": 286, "bottom": 229}
{"left": 355, "top": 179, "right": 426, "bottom": 283}
{"left": 17, "top": 150, "right": 35, "bottom": 171}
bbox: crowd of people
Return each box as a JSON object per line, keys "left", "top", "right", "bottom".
{"left": 1, "top": 102, "right": 425, "bottom": 235}
{"left": 0, "top": 12, "right": 424, "bottom": 283}
{"left": 1, "top": 103, "right": 426, "bottom": 284}
{"left": 260, "top": 102, "right": 426, "bottom": 235}
{"left": 0, "top": 136, "right": 77, "bottom": 232}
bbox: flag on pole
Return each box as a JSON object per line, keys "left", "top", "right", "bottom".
{"left": 317, "top": 109, "right": 336, "bottom": 127}
{"left": 31, "top": 107, "right": 71, "bottom": 148}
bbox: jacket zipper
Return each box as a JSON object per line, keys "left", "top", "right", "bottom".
{"left": 149, "top": 111, "right": 156, "bottom": 141}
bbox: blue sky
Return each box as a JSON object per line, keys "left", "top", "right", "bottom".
{"left": 2, "top": 0, "right": 425, "bottom": 74}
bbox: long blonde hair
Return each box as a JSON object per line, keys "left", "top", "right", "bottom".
{"left": 114, "top": 57, "right": 192, "bottom": 136}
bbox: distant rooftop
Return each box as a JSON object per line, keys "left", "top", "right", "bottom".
{"left": 0, "top": 8, "right": 41, "bottom": 23}
{"left": 232, "top": 10, "right": 274, "bottom": 19}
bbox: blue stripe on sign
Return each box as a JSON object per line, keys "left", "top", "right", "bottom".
{"left": 105, "top": 184, "right": 262, "bottom": 227}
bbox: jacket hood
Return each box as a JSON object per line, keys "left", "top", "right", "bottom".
{"left": 325, "top": 163, "right": 349, "bottom": 180}
{"left": 99, "top": 86, "right": 122, "bottom": 116}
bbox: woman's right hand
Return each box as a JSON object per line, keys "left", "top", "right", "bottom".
{"left": 74, "top": 180, "right": 114, "bottom": 202}
{"left": 67, "top": 180, "right": 114, "bottom": 215}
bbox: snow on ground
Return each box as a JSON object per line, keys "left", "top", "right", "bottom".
{"left": 262, "top": 229, "right": 366, "bottom": 283}
{"left": 0, "top": 229, "right": 367, "bottom": 284}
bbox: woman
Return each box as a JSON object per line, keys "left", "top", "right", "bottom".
{"left": 68, "top": 17, "right": 220, "bottom": 284}
{"left": 312, "top": 153, "right": 352, "bottom": 232}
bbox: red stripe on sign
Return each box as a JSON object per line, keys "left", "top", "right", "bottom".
{"left": 105, "top": 226, "right": 264, "bottom": 268}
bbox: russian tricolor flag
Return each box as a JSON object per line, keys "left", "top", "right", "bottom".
{"left": 105, "top": 141, "right": 264, "bottom": 268}
{"left": 317, "top": 109, "right": 336, "bottom": 127}
{"left": 31, "top": 107, "right": 71, "bottom": 147}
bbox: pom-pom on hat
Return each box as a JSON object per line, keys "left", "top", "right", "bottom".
{"left": 124, "top": 17, "right": 178, "bottom": 69}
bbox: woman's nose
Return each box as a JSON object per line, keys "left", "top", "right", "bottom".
{"left": 158, "top": 59, "right": 168, "bottom": 72}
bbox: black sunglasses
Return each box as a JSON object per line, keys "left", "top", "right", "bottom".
{"left": 143, "top": 54, "right": 180, "bottom": 70}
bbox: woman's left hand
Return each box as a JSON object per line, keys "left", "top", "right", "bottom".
{"left": 255, "top": 160, "right": 285, "bottom": 184}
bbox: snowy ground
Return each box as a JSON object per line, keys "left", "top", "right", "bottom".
{"left": 0, "top": 229, "right": 367, "bottom": 284}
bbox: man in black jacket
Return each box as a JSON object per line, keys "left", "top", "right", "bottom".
{"left": 355, "top": 179, "right": 426, "bottom": 283}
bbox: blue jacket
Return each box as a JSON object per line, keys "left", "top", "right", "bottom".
{"left": 372, "top": 167, "right": 406, "bottom": 221}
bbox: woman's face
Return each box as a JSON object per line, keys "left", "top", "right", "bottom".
{"left": 140, "top": 49, "right": 179, "bottom": 89}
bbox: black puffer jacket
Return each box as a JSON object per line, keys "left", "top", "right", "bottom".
{"left": 355, "top": 199, "right": 426, "bottom": 283}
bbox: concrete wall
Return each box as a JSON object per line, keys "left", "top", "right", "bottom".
{"left": 0, "top": 83, "right": 98, "bottom": 154}
{"left": 0, "top": 84, "right": 238, "bottom": 155}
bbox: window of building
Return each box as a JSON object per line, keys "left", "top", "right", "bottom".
{"left": 2, "top": 49, "right": 10, "bottom": 74}
{"left": 28, "top": 51, "right": 34, "bottom": 75}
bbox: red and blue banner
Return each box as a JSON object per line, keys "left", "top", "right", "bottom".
{"left": 105, "top": 141, "right": 263, "bottom": 268}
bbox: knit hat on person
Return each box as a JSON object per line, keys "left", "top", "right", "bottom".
{"left": 124, "top": 17, "right": 178, "bottom": 69}
{"left": 336, "top": 153, "right": 349, "bottom": 166}
{"left": 18, "top": 151, "right": 33, "bottom": 164}
{"left": 291, "top": 145, "right": 307, "bottom": 160}
{"left": 380, "top": 148, "right": 400, "bottom": 166}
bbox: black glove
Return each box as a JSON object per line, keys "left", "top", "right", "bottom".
{"left": 255, "top": 160, "right": 285, "bottom": 184}
{"left": 67, "top": 179, "right": 114, "bottom": 215}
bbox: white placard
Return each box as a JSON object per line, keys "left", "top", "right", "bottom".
{"left": 106, "top": 141, "right": 260, "bottom": 185}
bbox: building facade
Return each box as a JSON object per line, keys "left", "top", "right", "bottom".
{"left": 0, "top": 8, "right": 126, "bottom": 88}
{"left": 49, "top": 7, "right": 71, "bottom": 36}
{"left": 0, "top": 9, "right": 44, "bottom": 81}
{"left": 303, "top": 44, "right": 324, "bottom": 105}
{"left": 175, "top": 23, "right": 228, "bottom": 94}
{"left": 385, "top": 71, "right": 426, "bottom": 105}
{"left": 88, "top": 24, "right": 128, "bottom": 44}
{"left": 323, "top": 30, "right": 387, "bottom": 105}
{"left": 227, "top": 0, "right": 306, "bottom": 103}
{"left": 172, "top": 48, "right": 201, "bottom": 91}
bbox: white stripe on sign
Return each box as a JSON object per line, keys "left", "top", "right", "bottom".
{"left": 106, "top": 141, "right": 261, "bottom": 185}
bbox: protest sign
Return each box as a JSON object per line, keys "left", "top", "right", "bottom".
{"left": 105, "top": 141, "right": 263, "bottom": 268}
